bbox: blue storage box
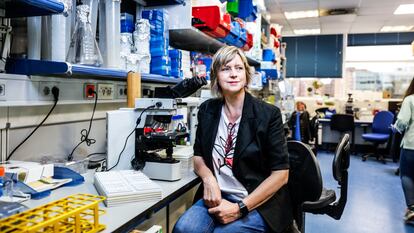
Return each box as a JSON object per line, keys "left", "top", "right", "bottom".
{"left": 171, "top": 70, "right": 182, "bottom": 78}
{"left": 200, "top": 57, "right": 212, "bottom": 71}
{"left": 171, "top": 60, "right": 181, "bottom": 69}
{"left": 142, "top": 9, "right": 167, "bottom": 22}
{"left": 220, "top": 21, "right": 241, "bottom": 47}
{"left": 263, "top": 49, "right": 275, "bottom": 61}
{"left": 151, "top": 56, "right": 170, "bottom": 67}
{"left": 261, "top": 69, "right": 279, "bottom": 80}
{"left": 120, "top": 13, "right": 134, "bottom": 33}
{"left": 151, "top": 65, "right": 171, "bottom": 76}
{"left": 169, "top": 49, "right": 182, "bottom": 59}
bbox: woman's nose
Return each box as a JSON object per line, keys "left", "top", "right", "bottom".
{"left": 230, "top": 68, "right": 237, "bottom": 77}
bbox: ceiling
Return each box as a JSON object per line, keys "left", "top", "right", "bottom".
{"left": 265, "top": 0, "right": 414, "bottom": 36}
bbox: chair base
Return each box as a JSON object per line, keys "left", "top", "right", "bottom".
{"left": 362, "top": 153, "right": 386, "bottom": 164}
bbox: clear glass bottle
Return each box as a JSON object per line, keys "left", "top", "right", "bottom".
{"left": 66, "top": 5, "right": 103, "bottom": 66}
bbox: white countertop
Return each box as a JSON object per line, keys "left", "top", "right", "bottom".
{"left": 24, "top": 168, "right": 200, "bottom": 233}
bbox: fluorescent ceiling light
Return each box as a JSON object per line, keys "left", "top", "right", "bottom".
{"left": 284, "top": 10, "right": 319, "bottom": 19}
{"left": 294, "top": 28, "right": 321, "bottom": 35}
{"left": 394, "top": 4, "right": 414, "bottom": 15}
{"left": 380, "top": 25, "right": 413, "bottom": 32}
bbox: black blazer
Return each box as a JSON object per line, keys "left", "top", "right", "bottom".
{"left": 193, "top": 92, "right": 293, "bottom": 233}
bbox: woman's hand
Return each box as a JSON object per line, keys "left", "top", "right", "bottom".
{"left": 203, "top": 176, "right": 222, "bottom": 208}
{"left": 208, "top": 199, "right": 240, "bottom": 224}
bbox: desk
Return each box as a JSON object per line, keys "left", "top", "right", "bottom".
{"left": 318, "top": 118, "right": 373, "bottom": 145}
{"left": 25, "top": 169, "right": 200, "bottom": 233}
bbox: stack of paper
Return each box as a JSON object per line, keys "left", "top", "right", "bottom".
{"left": 94, "top": 170, "right": 162, "bottom": 207}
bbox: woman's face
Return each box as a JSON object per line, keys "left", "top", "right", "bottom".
{"left": 297, "top": 103, "right": 305, "bottom": 111}
{"left": 217, "top": 54, "right": 247, "bottom": 96}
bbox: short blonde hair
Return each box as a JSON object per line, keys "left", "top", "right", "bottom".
{"left": 210, "top": 46, "right": 252, "bottom": 97}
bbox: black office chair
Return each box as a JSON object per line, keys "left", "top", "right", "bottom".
{"left": 287, "top": 134, "right": 351, "bottom": 233}
{"left": 330, "top": 114, "right": 355, "bottom": 153}
{"left": 315, "top": 107, "right": 329, "bottom": 118}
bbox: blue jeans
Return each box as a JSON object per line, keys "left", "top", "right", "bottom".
{"left": 173, "top": 196, "right": 269, "bottom": 233}
{"left": 400, "top": 148, "right": 414, "bottom": 207}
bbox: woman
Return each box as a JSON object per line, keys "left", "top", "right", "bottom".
{"left": 173, "top": 46, "right": 292, "bottom": 233}
{"left": 288, "top": 101, "right": 311, "bottom": 143}
{"left": 394, "top": 78, "right": 414, "bottom": 225}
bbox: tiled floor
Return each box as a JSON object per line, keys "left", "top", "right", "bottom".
{"left": 305, "top": 151, "right": 414, "bottom": 233}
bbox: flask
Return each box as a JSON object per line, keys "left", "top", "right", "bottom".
{"left": 66, "top": 5, "right": 103, "bottom": 66}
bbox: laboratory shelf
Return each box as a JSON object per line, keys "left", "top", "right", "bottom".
{"left": 5, "top": 0, "right": 65, "bottom": 18}
{"left": 169, "top": 27, "right": 260, "bottom": 67}
{"left": 5, "top": 58, "right": 181, "bottom": 84}
{"left": 144, "top": 0, "right": 185, "bottom": 6}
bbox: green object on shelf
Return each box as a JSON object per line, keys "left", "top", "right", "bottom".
{"left": 227, "top": 0, "right": 239, "bottom": 17}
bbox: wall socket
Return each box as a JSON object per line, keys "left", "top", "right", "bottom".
{"left": 116, "top": 84, "right": 127, "bottom": 99}
{"left": 97, "top": 83, "right": 114, "bottom": 100}
{"left": 0, "top": 81, "right": 6, "bottom": 101}
{"left": 39, "top": 82, "right": 59, "bottom": 100}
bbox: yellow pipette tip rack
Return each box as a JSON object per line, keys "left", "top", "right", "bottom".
{"left": 0, "top": 193, "right": 106, "bottom": 233}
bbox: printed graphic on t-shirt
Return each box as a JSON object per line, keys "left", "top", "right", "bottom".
{"left": 213, "top": 122, "right": 237, "bottom": 174}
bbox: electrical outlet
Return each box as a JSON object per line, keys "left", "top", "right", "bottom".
{"left": 84, "top": 83, "right": 96, "bottom": 99}
{"left": 0, "top": 83, "right": 5, "bottom": 96}
{"left": 39, "top": 82, "right": 59, "bottom": 100}
{"left": 97, "top": 83, "right": 114, "bottom": 100}
{"left": 116, "top": 84, "right": 127, "bottom": 99}
{"left": 0, "top": 81, "right": 6, "bottom": 101}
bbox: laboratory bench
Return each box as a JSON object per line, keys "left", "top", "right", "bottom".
{"left": 24, "top": 168, "right": 200, "bottom": 233}
{"left": 318, "top": 117, "right": 375, "bottom": 151}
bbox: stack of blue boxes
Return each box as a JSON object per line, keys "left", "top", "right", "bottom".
{"left": 169, "top": 49, "right": 182, "bottom": 78}
{"left": 142, "top": 9, "right": 171, "bottom": 76}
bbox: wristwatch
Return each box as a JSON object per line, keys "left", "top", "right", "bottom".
{"left": 237, "top": 201, "right": 249, "bottom": 218}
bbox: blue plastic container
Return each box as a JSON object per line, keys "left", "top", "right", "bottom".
{"left": 142, "top": 9, "right": 166, "bottom": 22}
{"left": 171, "top": 60, "right": 181, "bottom": 69}
{"left": 151, "top": 56, "right": 170, "bottom": 67}
{"left": 238, "top": 0, "right": 257, "bottom": 22}
{"left": 261, "top": 69, "right": 278, "bottom": 80}
{"left": 263, "top": 49, "right": 275, "bottom": 61}
{"left": 151, "top": 65, "right": 171, "bottom": 76}
{"left": 168, "top": 49, "right": 182, "bottom": 59}
{"left": 120, "top": 13, "right": 134, "bottom": 33}
{"left": 220, "top": 21, "right": 242, "bottom": 47}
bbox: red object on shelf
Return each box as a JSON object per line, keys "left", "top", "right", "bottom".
{"left": 192, "top": 6, "right": 231, "bottom": 38}
{"left": 243, "top": 32, "right": 253, "bottom": 51}
{"left": 274, "top": 39, "right": 280, "bottom": 49}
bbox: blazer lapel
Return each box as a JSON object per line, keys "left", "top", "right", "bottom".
{"left": 203, "top": 99, "right": 223, "bottom": 166}
{"left": 234, "top": 93, "right": 260, "bottom": 160}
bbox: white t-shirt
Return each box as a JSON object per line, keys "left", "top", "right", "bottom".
{"left": 212, "top": 107, "right": 248, "bottom": 199}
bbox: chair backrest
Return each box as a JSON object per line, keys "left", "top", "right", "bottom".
{"left": 330, "top": 114, "right": 354, "bottom": 132}
{"left": 315, "top": 107, "right": 329, "bottom": 117}
{"left": 332, "top": 134, "right": 351, "bottom": 184}
{"left": 287, "top": 140, "right": 323, "bottom": 205}
{"left": 372, "top": 111, "right": 394, "bottom": 134}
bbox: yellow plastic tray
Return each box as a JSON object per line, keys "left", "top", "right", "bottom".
{"left": 0, "top": 193, "right": 106, "bottom": 233}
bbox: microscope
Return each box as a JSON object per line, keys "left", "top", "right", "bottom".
{"left": 106, "top": 76, "right": 206, "bottom": 181}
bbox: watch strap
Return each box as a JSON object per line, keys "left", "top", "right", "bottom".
{"left": 237, "top": 201, "right": 249, "bottom": 218}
